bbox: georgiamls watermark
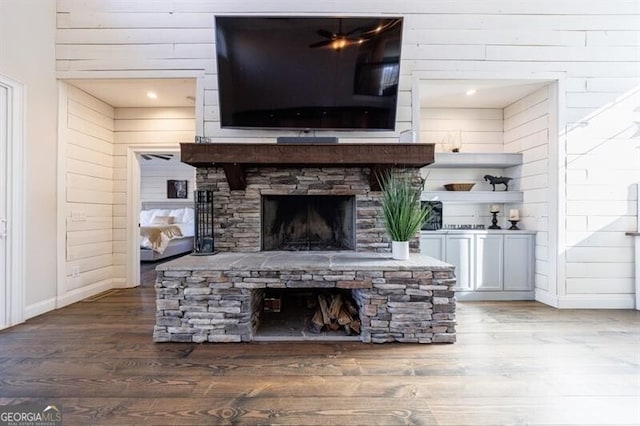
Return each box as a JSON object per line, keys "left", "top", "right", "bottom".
{"left": 0, "top": 404, "right": 62, "bottom": 426}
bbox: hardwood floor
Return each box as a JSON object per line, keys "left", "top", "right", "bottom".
{"left": 0, "top": 268, "right": 638, "bottom": 425}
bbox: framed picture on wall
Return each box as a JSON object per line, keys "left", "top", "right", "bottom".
{"left": 167, "top": 180, "right": 188, "bottom": 199}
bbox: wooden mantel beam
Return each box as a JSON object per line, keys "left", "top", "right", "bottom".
{"left": 181, "top": 143, "right": 435, "bottom": 190}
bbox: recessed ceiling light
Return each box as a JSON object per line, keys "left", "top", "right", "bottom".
{"left": 146, "top": 91, "right": 158, "bottom": 99}
{"left": 465, "top": 89, "right": 477, "bottom": 96}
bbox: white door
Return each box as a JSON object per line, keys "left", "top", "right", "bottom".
{"left": 0, "top": 84, "right": 8, "bottom": 328}
{"left": 0, "top": 76, "right": 24, "bottom": 329}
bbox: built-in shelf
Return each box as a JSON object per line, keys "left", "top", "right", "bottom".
{"left": 421, "top": 191, "right": 523, "bottom": 203}
{"left": 421, "top": 230, "right": 535, "bottom": 235}
{"left": 428, "top": 152, "right": 522, "bottom": 169}
{"left": 423, "top": 152, "right": 523, "bottom": 204}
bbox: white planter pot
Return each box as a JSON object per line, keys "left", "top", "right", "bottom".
{"left": 391, "top": 241, "right": 410, "bottom": 260}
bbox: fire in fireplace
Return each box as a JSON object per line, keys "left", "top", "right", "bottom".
{"left": 262, "top": 195, "right": 355, "bottom": 251}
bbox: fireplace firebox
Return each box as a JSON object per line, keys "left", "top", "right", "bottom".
{"left": 262, "top": 195, "right": 355, "bottom": 251}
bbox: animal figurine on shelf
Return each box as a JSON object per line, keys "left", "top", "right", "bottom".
{"left": 484, "top": 174, "right": 513, "bottom": 191}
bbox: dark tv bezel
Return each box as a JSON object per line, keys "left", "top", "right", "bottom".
{"left": 214, "top": 15, "right": 404, "bottom": 132}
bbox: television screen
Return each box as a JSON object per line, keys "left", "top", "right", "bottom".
{"left": 215, "top": 16, "right": 403, "bottom": 131}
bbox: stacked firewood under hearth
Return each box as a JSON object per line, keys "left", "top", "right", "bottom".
{"left": 309, "top": 291, "right": 361, "bottom": 335}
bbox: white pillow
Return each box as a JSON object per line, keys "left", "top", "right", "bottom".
{"left": 152, "top": 215, "right": 176, "bottom": 225}
{"left": 150, "top": 209, "right": 170, "bottom": 223}
{"left": 169, "top": 208, "right": 186, "bottom": 223}
{"left": 182, "top": 208, "right": 195, "bottom": 224}
{"left": 140, "top": 210, "right": 154, "bottom": 226}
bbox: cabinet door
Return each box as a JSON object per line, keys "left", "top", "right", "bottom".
{"left": 504, "top": 234, "right": 534, "bottom": 291}
{"left": 475, "top": 234, "right": 504, "bottom": 291}
{"left": 420, "top": 234, "right": 445, "bottom": 260}
{"left": 445, "top": 235, "right": 474, "bottom": 291}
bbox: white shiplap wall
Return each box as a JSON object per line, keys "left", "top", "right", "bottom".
{"left": 60, "top": 83, "right": 115, "bottom": 304}
{"left": 562, "top": 87, "right": 640, "bottom": 307}
{"left": 113, "top": 107, "right": 196, "bottom": 281}
{"left": 55, "top": 0, "right": 640, "bottom": 308}
{"left": 420, "top": 108, "right": 505, "bottom": 154}
{"left": 140, "top": 158, "right": 195, "bottom": 203}
{"left": 504, "top": 86, "right": 552, "bottom": 298}
{"left": 420, "top": 107, "right": 511, "bottom": 227}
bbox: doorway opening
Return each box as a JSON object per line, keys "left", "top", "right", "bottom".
{"left": 135, "top": 149, "right": 196, "bottom": 286}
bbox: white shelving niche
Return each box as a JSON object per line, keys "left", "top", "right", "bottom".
{"left": 417, "top": 80, "right": 555, "bottom": 302}
{"left": 421, "top": 152, "right": 523, "bottom": 204}
{"left": 419, "top": 152, "right": 534, "bottom": 301}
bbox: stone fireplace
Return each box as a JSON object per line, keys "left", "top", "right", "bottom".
{"left": 153, "top": 143, "right": 456, "bottom": 344}
{"left": 154, "top": 252, "right": 457, "bottom": 343}
{"left": 196, "top": 165, "right": 411, "bottom": 253}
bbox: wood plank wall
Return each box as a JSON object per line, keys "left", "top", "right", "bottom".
{"left": 140, "top": 160, "right": 195, "bottom": 203}
{"left": 420, "top": 107, "right": 510, "bottom": 226}
{"left": 420, "top": 108, "right": 505, "bottom": 154}
{"left": 61, "top": 84, "right": 115, "bottom": 300}
{"left": 504, "top": 86, "right": 552, "bottom": 298}
{"left": 55, "top": 0, "right": 640, "bottom": 307}
{"left": 113, "top": 107, "right": 196, "bottom": 280}
{"left": 562, "top": 88, "right": 640, "bottom": 303}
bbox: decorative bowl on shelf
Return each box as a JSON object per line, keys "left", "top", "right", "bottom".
{"left": 443, "top": 183, "right": 475, "bottom": 191}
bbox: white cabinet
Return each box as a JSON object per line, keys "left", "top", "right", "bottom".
{"left": 420, "top": 230, "right": 535, "bottom": 300}
{"left": 504, "top": 234, "right": 533, "bottom": 291}
{"left": 419, "top": 234, "right": 445, "bottom": 260}
{"left": 444, "top": 234, "right": 474, "bottom": 291}
{"left": 475, "top": 234, "right": 503, "bottom": 291}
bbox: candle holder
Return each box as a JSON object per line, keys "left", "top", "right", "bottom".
{"left": 509, "top": 220, "right": 520, "bottom": 230}
{"left": 489, "top": 211, "right": 501, "bottom": 229}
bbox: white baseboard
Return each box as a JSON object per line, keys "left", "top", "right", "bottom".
{"left": 535, "top": 291, "right": 635, "bottom": 309}
{"left": 24, "top": 279, "right": 135, "bottom": 321}
{"left": 24, "top": 297, "right": 57, "bottom": 321}
{"left": 457, "top": 291, "right": 534, "bottom": 302}
{"left": 534, "top": 290, "right": 559, "bottom": 308}
{"left": 56, "top": 279, "right": 114, "bottom": 308}
{"left": 112, "top": 277, "right": 137, "bottom": 289}
{"left": 557, "top": 294, "right": 635, "bottom": 309}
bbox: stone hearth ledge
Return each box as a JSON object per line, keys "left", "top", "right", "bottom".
{"left": 154, "top": 252, "right": 456, "bottom": 344}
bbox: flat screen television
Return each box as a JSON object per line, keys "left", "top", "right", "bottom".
{"left": 215, "top": 16, "right": 403, "bottom": 131}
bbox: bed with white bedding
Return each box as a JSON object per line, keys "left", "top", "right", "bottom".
{"left": 140, "top": 204, "right": 195, "bottom": 261}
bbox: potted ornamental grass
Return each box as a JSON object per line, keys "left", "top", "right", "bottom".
{"left": 378, "top": 169, "right": 431, "bottom": 260}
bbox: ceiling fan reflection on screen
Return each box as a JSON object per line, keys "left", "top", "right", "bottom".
{"left": 140, "top": 153, "right": 173, "bottom": 161}
{"left": 309, "top": 18, "right": 401, "bottom": 51}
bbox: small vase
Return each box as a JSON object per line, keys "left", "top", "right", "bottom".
{"left": 391, "top": 241, "right": 410, "bottom": 260}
